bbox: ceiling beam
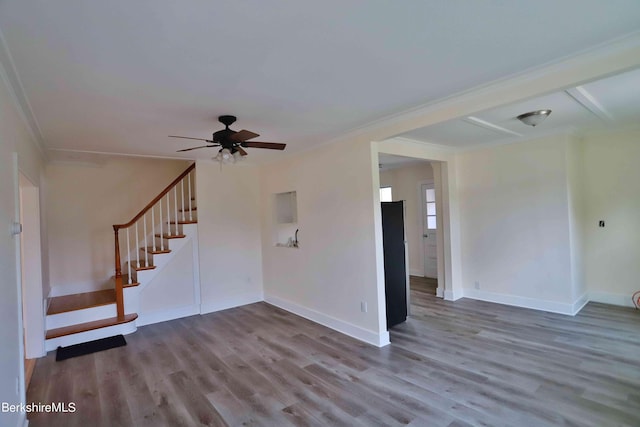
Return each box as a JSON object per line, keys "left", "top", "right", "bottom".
{"left": 463, "top": 116, "right": 523, "bottom": 137}
{"left": 564, "top": 86, "right": 614, "bottom": 123}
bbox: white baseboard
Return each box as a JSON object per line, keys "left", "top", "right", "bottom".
{"left": 264, "top": 294, "right": 390, "bottom": 348}
{"left": 444, "top": 288, "right": 464, "bottom": 301}
{"left": 137, "top": 304, "right": 199, "bottom": 327}
{"left": 462, "top": 288, "right": 575, "bottom": 315}
{"left": 588, "top": 291, "right": 636, "bottom": 308}
{"left": 571, "top": 293, "right": 589, "bottom": 315}
{"left": 409, "top": 269, "right": 424, "bottom": 277}
{"left": 200, "top": 291, "right": 264, "bottom": 315}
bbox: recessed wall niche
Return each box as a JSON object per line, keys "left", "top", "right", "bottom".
{"left": 273, "top": 191, "right": 298, "bottom": 247}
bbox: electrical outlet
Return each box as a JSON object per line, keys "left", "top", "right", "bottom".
{"left": 599, "top": 220, "right": 605, "bottom": 227}
{"left": 474, "top": 281, "right": 480, "bottom": 290}
{"left": 360, "top": 301, "right": 367, "bottom": 313}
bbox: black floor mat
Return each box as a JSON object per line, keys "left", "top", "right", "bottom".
{"left": 56, "top": 335, "right": 127, "bottom": 361}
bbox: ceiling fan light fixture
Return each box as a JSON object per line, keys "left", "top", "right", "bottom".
{"left": 517, "top": 109, "right": 552, "bottom": 127}
{"left": 214, "top": 148, "right": 237, "bottom": 164}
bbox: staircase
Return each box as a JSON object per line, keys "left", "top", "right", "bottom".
{"left": 45, "top": 164, "right": 197, "bottom": 351}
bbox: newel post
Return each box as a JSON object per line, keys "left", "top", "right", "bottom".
{"left": 113, "top": 226, "right": 124, "bottom": 319}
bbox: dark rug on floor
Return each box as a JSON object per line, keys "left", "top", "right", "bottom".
{"left": 56, "top": 335, "right": 126, "bottom": 361}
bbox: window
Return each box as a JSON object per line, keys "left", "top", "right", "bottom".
{"left": 380, "top": 187, "right": 392, "bottom": 202}
{"left": 426, "top": 188, "right": 436, "bottom": 229}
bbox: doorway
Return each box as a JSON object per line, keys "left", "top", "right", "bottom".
{"left": 378, "top": 155, "right": 444, "bottom": 327}
{"left": 18, "top": 171, "right": 45, "bottom": 391}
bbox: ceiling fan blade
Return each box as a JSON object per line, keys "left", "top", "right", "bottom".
{"left": 169, "top": 135, "right": 212, "bottom": 142}
{"left": 176, "top": 145, "right": 218, "bottom": 152}
{"left": 236, "top": 146, "right": 248, "bottom": 156}
{"left": 242, "top": 141, "right": 286, "bottom": 150}
{"left": 230, "top": 129, "right": 260, "bottom": 142}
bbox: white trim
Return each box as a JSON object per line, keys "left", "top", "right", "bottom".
{"left": 463, "top": 116, "right": 523, "bottom": 137}
{"left": 463, "top": 288, "right": 576, "bottom": 315}
{"left": 0, "top": 28, "right": 46, "bottom": 158}
{"left": 13, "top": 154, "right": 27, "bottom": 410}
{"left": 45, "top": 320, "right": 137, "bottom": 352}
{"left": 48, "top": 147, "right": 197, "bottom": 162}
{"left": 264, "top": 294, "right": 390, "bottom": 348}
{"left": 571, "top": 293, "right": 589, "bottom": 315}
{"left": 137, "top": 304, "right": 199, "bottom": 327}
{"left": 200, "top": 291, "right": 264, "bottom": 315}
{"left": 46, "top": 304, "right": 117, "bottom": 330}
{"left": 444, "top": 288, "right": 463, "bottom": 301}
{"left": 589, "top": 291, "right": 636, "bottom": 308}
{"left": 409, "top": 269, "right": 424, "bottom": 277}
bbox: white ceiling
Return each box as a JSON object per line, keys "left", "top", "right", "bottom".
{"left": 1, "top": 1, "right": 640, "bottom": 161}
{"left": 401, "top": 67, "right": 640, "bottom": 147}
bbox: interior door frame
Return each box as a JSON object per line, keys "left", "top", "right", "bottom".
{"left": 18, "top": 170, "right": 46, "bottom": 359}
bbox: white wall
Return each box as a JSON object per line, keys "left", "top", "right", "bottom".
{"left": 196, "top": 161, "right": 264, "bottom": 313}
{"left": 566, "top": 136, "right": 587, "bottom": 307}
{"left": 379, "top": 162, "right": 434, "bottom": 277}
{"left": 45, "top": 157, "right": 189, "bottom": 296}
{"left": 260, "top": 138, "right": 389, "bottom": 346}
{"left": 138, "top": 238, "right": 198, "bottom": 323}
{"left": 582, "top": 129, "right": 640, "bottom": 306}
{"left": 0, "top": 54, "right": 46, "bottom": 426}
{"left": 456, "top": 135, "right": 582, "bottom": 313}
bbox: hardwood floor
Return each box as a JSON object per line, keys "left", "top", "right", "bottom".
{"left": 28, "top": 289, "right": 640, "bottom": 426}
{"left": 410, "top": 275, "right": 437, "bottom": 295}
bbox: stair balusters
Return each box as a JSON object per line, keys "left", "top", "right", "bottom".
{"left": 112, "top": 163, "right": 196, "bottom": 320}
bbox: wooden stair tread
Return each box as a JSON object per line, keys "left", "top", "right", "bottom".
{"left": 46, "top": 314, "right": 138, "bottom": 339}
{"left": 155, "top": 233, "right": 186, "bottom": 239}
{"left": 141, "top": 247, "right": 171, "bottom": 254}
{"left": 115, "top": 275, "right": 140, "bottom": 288}
{"left": 48, "top": 289, "right": 116, "bottom": 315}
{"left": 129, "top": 260, "right": 155, "bottom": 271}
{"left": 179, "top": 206, "right": 197, "bottom": 212}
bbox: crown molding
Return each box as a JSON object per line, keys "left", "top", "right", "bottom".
{"left": 0, "top": 26, "right": 47, "bottom": 159}
{"left": 48, "top": 148, "right": 193, "bottom": 162}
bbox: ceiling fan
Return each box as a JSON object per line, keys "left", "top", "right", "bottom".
{"left": 169, "top": 115, "right": 285, "bottom": 162}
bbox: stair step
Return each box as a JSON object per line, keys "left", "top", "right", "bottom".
{"left": 141, "top": 247, "right": 171, "bottom": 255}
{"left": 46, "top": 314, "right": 138, "bottom": 339}
{"left": 129, "top": 260, "right": 156, "bottom": 271}
{"left": 179, "top": 206, "right": 197, "bottom": 212}
{"left": 155, "top": 233, "right": 186, "bottom": 239}
{"left": 169, "top": 220, "right": 198, "bottom": 225}
{"left": 48, "top": 289, "right": 116, "bottom": 315}
{"left": 115, "top": 275, "right": 140, "bottom": 288}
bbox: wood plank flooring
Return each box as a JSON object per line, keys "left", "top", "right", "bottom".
{"left": 28, "top": 287, "right": 640, "bottom": 426}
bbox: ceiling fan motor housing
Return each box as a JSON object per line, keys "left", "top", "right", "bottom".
{"left": 218, "top": 115, "right": 237, "bottom": 128}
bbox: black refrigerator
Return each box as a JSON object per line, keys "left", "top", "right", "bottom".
{"left": 381, "top": 201, "right": 408, "bottom": 329}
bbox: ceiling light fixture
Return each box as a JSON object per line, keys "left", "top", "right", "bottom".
{"left": 213, "top": 148, "right": 241, "bottom": 165}
{"left": 516, "top": 109, "right": 552, "bottom": 127}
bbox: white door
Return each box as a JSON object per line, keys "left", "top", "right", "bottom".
{"left": 421, "top": 183, "right": 438, "bottom": 278}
